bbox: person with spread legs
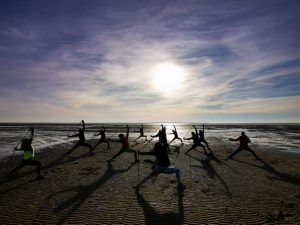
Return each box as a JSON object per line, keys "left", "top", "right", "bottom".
{"left": 227, "top": 132, "right": 260, "bottom": 160}
{"left": 169, "top": 125, "right": 183, "bottom": 145}
{"left": 197, "top": 124, "right": 211, "bottom": 150}
{"left": 136, "top": 142, "right": 184, "bottom": 189}
{"left": 66, "top": 120, "right": 93, "bottom": 156}
{"left": 184, "top": 127, "right": 207, "bottom": 155}
{"left": 92, "top": 126, "right": 110, "bottom": 151}
{"left": 135, "top": 124, "right": 147, "bottom": 142}
{"left": 108, "top": 125, "right": 138, "bottom": 163}
{"left": 9, "top": 127, "right": 44, "bottom": 180}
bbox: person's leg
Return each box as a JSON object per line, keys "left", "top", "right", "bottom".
{"left": 198, "top": 143, "right": 207, "bottom": 154}
{"left": 81, "top": 142, "right": 93, "bottom": 151}
{"left": 203, "top": 140, "right": 210, "bottom": 150}
{"left": 92, "top": 140, "right": 101, "bottom": 151}
{"left": 163, "top": 167, "right": 181, "bottom": 183}
{"left": 109, "top": 149, "right": 124, "bottom": 161}
{"left": 246, "top": 147, "right": 260, "bottom": 160}
{"left": 104, "top": 140, "right": 110, "bottom": 149}
{"left": 169, "top": 138, "right": 176, "bottom": 144}
{"left": 126, "top": 149, "right": 138, "bottom": 161}
{"left": 227, "top": 147, "right": 242, "bottom": 159}
{"left": 137, "top": 170, "right": 160, "bottom": 188}
{"left": 185, "top": 145, "right": 196, "bottom": 154}
{"left": 9, "top": 160, "right": 26, "bottom": 174}
{"left": 26, "top": 159, "right": 42, "bottom": 175}
{"left": 66, "top": 142, "right": 80, "bottom": 154}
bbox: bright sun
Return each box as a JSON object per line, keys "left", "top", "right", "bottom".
{"left": 152, "top": 62, "right": 184, "bottom": 93}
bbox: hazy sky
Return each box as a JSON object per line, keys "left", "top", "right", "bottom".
{"left": 0, "top": 0, "right": 300, "bottom": 123}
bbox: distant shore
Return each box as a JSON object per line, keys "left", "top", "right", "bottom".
{"left": 1, "top": 137, "right": 300, "bottom": 224}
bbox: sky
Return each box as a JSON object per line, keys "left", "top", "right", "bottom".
{"left": 0, "top": 0, "right": 300, "bottom": 123}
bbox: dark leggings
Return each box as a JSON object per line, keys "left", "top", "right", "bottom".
{"left": 227, "top": 146, "right": 259, "bottom": 159}
{"left": 67, "top": 141, "right": 93, "bottom": 154}
{"left": 185, "top": 143, "right": 207, "bottom": 154}
{"left": 10, "top": 159, "right": 41, "bottom": 175}
{"left": 92, "top": 139, "right": 110, "bottom": 150}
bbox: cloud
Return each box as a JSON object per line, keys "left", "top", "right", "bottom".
{"left": 0, "top": 0, "right": 300, "bottom": 122}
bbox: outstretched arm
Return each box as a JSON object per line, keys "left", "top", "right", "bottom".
{"left": 107, "top": 138, "right": 121, "bottom": 142}
{"left": 229, "top": 138, "right": 238, "bottom": 141}
{"left": 69, "top": 133, "right": 79, "bottom": 138}
{"left": 184, "top": 136, "right": 192, "bottom": 140}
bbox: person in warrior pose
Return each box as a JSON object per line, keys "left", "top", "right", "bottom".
{"left": 136, "top": 142, "right": 184, "bottom": 189}
{"left": 169, "top": 125, "right": 183, "bottom": 145}
{"left": 196, "top": 125, "right": 211, "bottom": 150}
{"left": 108, "top": 125, "right": 138, "bottom": 162}
{"left": 135, "top": 124, "right": 147, "bottom": 142}
{"left": 151, "top": 124, "right": 169, "bottom": 151}
{"left": 92, "top": 126, "right": 110, "bottom": 150}
{"left": 9, "top": 127, "right": 44, "bottom": 180}
{"left": 227, "top": 132, "right": 260, "bottom": 160}
{"left": 184, "top": 127, "right": 207, "bottom": 154}
{"left": 66, "top": 120, "right": 93, "bottom": 155}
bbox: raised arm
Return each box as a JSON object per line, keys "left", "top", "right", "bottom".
{"left": 82, "top": 120, "right": 85, "bottom": 132}
{"left": 126, "top": 125, "right": 129, "bottom": 139}
{"left": 173, "top": 125, "right": 177, "bottom": 132}
{"left": 193, "top": 125, "right": 198, "bottom": 134}
{"left": 202, "top": 124, "right": 205, "bottom": 134}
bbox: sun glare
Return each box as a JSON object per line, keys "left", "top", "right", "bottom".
{"left": 152, "top": 62, "right": 184, "bottom": 93}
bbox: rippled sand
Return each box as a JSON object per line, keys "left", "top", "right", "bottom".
{"left": 1, "top": 137, "right": 300, "bottom": 224}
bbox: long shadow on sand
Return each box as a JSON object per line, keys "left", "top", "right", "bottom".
{"left": 188, "top": 153, "right": 231, "bottom": 197}
{"left": 233, "top": 159, "right": 300, "bottom": 186}
{"left": 47, "top": 161, "right": 135, "bottom": 225}
{"left": 0, "top": 150, "right": 96, "bottom": 186}
{"left": 135, "top": 186, "right": 185, "bottom": 225}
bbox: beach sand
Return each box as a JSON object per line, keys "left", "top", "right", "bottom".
{"left": 1, "top": 137, "right": 300, "bottom": 224}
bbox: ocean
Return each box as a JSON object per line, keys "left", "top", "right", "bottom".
{"left": 0, "top": 123, "right": 299, "bottom": 159}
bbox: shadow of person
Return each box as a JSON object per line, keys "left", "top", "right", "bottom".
{"left": 233, "top": 158, "right": 300, "bottom": 186}
{"left": 48, "top": 161, "right": 135, "bottom": 225}
{"left": 0, "top": 150, "right": 92, "bottom": 186}
{"left": 135, "top": 185, "right": 185, "bottom": 225}
{"left": 188, "top": 154, "right": 231, "bottom": 197}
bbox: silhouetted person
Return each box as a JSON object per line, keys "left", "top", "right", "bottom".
{"left": 169, "top": 125, "right": 183, "bottom": 145}
{"left": 92, "top": 126, "right": 110, "bottom": 150}
{"left": 66, "top": 120, "right": 93, "bottom": 155}
{"left": 227, "top": 132, "right": 260, "bottom": 160}
{"left": 135, "top": 124, "right": 147, "bottom": 141}
{"left": 184, "top": 129, "right": 207, "bottom": 154}
{"left": 151, "top": 124, "right": 169, "bottom": 151}
{"left": 9, "top": 128, "right": 44, "bottom": 180}
{"left": 196, "top": 124, "right": 211, "bottom": 150}
{"left": 108, "top": 125, "right": 138, "bottom": 162}
{"left": 137, "top": 142, "right": 184, "bottom": 189}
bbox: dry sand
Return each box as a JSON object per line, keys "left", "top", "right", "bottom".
{"left": 1, "top": 137, "right": 300, "bottom": 224}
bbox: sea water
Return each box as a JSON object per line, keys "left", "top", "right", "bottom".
{"left": 0, "top": 123, "right": 299, "bottom": 159}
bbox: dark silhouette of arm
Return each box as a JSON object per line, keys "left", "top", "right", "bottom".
{"left": 193, "top": 125, "right": 198, "bottom": 135}
{"left": 126, "top": 125, "right": 129, "bottom": 139}
{"left": 82, "top": 120, "right": 85, "bottom": 132}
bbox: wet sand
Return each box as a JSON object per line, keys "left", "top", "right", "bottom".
{"left": 1, "top": 137, "right": 300, "bottom": 224}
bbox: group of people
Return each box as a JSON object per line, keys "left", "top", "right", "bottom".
{"left": 8, "top": 121, "right": 260, "bottom": 188}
